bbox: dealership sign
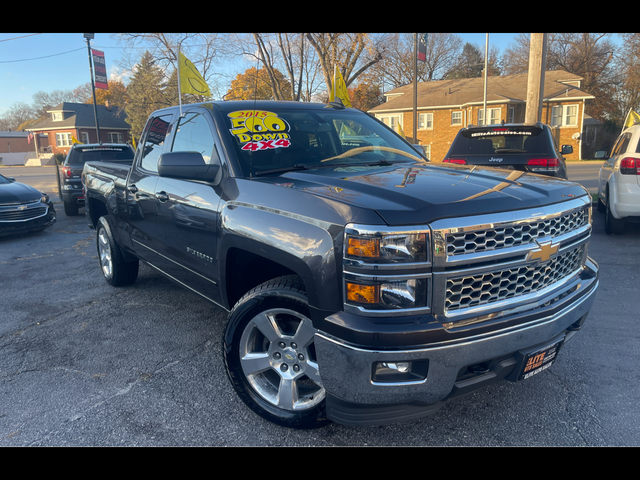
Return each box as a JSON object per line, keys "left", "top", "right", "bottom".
{"left": 91, "top": 49, "right": 108, "bottom": 90}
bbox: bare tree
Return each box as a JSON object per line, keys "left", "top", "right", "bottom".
{"left": 304, "top": 33, "right": 385, "bottom": 94}
{"left": 610, "top": 33, "right": 640, "bottom": 125}
{"left": 0, "top": 102, "right": 34, "bottom": 130}
{"left": 502, "top": 33, "right": 618, "bottom": 121}
{"left": 229, "top": 33, "right": 324, "bottom": 102}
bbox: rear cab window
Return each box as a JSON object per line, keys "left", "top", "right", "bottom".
{"left": 449, "top": 125, "right": 549, "bottom": 156}
{"left": 67, "top": 145, "right": 135, "bottom": 165}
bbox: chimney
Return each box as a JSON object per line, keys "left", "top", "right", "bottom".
{"left": 105, "top": 100, "right": 111, "bottom": 110}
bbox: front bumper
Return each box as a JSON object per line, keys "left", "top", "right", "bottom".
{"left": 315, "top": 257, "right": 598, "bottom": 426}
{"left": 0, "top": 201, "right": 57, "bottom": 237}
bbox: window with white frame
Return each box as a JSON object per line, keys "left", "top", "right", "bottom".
{"left": 56, "top": 132, "right": 72, "bottom": 147}
{"left": 451, "top": 111, "right": 462, "bottom": 126}
{"left": 52, "top": 112, "right": 63, "bottom": 121}
{"left": 377, "top": 114, "right": 402, "bottom": 134}
{"left": 423, "top": 144, "right": 431, "bottom": 159}
{"left": 418, "top": 112, "right": 433, "bottom": 130}
{"left": 478, "top": 107, "right": 501, "bottom": 126}
{"left": 508, "top": 107, "right": 515, "bottom": 124}
{"left": 80, "top": 132, "right": 90, "bottom": 144}
{"left": 107, "top": 132, "right": 124, "bottom": 144}
{"left": 551, "top": 104, "right": 579, "bottom": 127}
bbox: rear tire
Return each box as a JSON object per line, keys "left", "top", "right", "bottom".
{"left": 96, "top": 216, "right": 139, "bottom": 286}
{"left": 604, "top": 187, "right": 625, "bottom": 235}
{"left": 63, "top": 200, "right": 79, "bottom": 216}
{"left": 223, "top": 276, "right": 329, "bottom": 429}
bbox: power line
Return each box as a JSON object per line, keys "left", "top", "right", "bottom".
{"left": 0, "top": 44, "right": 148, "bottom": 64}
{"left": 0, "top": 33, "right": 43, "bottom": 43}
{"left": 0, "top": 47, "right": 85, "bottom": 64}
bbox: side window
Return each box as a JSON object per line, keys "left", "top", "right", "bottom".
{"left": 612, "top": 133, "right": 631, "bottom": 156}
{"left": 171, "top": 111, "right": 220, "bottom": 165}
{"left": 139, "top": 114, "right": 173, "bottom": 173}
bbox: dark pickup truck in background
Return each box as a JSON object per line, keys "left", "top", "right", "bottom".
{"left": 82, "top": 100, "right": 599, "bottom": 428}
{"left": 57, "top": 143, "right": 135, "bottom": 216}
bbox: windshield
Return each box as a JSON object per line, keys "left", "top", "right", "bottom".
{"left": 67, "top": 145, "right": 135, "bottom": 165}
{"left": 449, "top": 125, "right": 548, "bottom": 155}
{"left": 223, "top": 107, "right": 426, "bottom": 177}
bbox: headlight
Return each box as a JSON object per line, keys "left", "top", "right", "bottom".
{"left": 344, "top": 226, "right": 428, "bottom": 265}
{"left": 345, "top": 276, "right": 429, "bottom": 311}
{"left": 343, "top": 224, "right": 431, "bottom": 315}
{"left": 40, "top": 193, "right": 49, "bottom": 203}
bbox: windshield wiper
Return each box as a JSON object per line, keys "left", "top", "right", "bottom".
{"left": 255, "top": 164, "right": 310, "bottom": 176}
{"left": 495, "top": 148, "right": 527, "bottom": 153}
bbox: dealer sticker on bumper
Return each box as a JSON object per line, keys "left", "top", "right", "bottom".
{"left": 518, "top": 340, "right": 563, "bottom": 381}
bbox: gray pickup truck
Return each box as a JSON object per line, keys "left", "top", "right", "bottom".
{"left": 82, "top": 100, "right": 599, "bottom": 428}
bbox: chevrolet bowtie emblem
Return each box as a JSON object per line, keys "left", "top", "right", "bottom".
{"left": 527, "top": 241, "right": 558, "bottom": 263}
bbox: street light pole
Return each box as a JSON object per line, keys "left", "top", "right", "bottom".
{"left": 84, "top": 33, "right": 101, "bottom": 144}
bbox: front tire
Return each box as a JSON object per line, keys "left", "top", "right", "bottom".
{"left": 96, "top": 216, "right": 139, "bottom": 286}
{"left": 223, "top": 276, "right": 329, "bottom": 429}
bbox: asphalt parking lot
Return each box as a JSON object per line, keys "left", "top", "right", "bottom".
{"left": 1, "top": 168, "right": 639, "bottom": 446}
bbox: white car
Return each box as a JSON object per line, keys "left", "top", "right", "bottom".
{"left": 596, "top": 124, "right": 640, "bottom": 234}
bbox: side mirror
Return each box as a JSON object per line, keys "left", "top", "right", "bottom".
{"left": 561, "top": 145, "right": 573, "bottom": 155}
{"left": 594, "top": 150, "right": 608, "bottom": 160}
{"left": 158, "top": 152, "right": 220, "bottom": 182}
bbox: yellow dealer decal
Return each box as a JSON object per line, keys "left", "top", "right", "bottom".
{"left": 228, "top": 110, "right": 291, "bottom": 151}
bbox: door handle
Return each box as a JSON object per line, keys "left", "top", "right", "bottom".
{"left": 155, "top": 191, "right": 169, "bottom": 202}
{"left": 127, "top": 184, "right": 138, "bottom": 193}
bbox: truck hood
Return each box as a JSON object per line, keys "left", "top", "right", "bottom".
{"left": 0, "top": 180, "right": 43, "bottom": 205}
{"left": 273, "top": 162, "right": 588, "bottom": 225}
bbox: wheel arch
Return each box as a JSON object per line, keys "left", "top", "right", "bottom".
{"left": 219, "top": 207, "right": 343, "bottom": 316}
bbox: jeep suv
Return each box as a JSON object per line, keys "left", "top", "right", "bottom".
{"left": 443, "top": 122, "right": 572, "bottom": 179}
{"left": 57, "top": 143, "right": 135, "bottom": 216}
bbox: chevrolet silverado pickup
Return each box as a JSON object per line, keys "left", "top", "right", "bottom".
{"left": 82, "top": 100, "right": 599, "bottom": 428}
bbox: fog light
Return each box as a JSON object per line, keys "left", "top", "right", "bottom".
{"left": 372, "top": 360, "right": 429, "bottom": 384}
{"left": 376, "top": 362, "right": 411, "bottom": 375}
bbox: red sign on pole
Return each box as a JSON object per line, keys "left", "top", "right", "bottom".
{"left": 91, "top": 49, "right": 108, "bottom": 90}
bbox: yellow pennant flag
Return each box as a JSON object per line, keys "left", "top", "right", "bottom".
{"left": 329, "top": 66, "right": 352, "bottom": 108}
{"left": 624, "top": 109, "right": 640, "bottom": 128}
{"left": 178, "top": 51, "right": 211, "bottom": 97}
{"left": 71, "top": 135, "right": 82, "bottom": 144}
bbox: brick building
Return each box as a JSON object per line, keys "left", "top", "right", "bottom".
{"left": 25, "top": 102, "right": 131, "bottom": 156}
{"left": 0, "top": 131, "right": 49, "bottom": 165}
{"left": 369, "top": 70, "right": 595, "bottom": 162}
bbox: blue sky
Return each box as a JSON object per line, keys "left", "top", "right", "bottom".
{"left": 0, "top": 33, "right": 521, "bottom": 116}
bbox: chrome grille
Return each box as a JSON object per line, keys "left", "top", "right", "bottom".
{"left": 445, "top": 245, "right": 585, "bottom": 312}
{"left": 446, "top": 208, "right": 589, "bottom": 256}
{"left": 0, "top": 206, "right": 47, "bottom": 222}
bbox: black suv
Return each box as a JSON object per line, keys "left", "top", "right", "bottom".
{"left": 443, "top": 122, "right": 572, "bottom": 179}
{"left": 57, "top": 143, "right": 135, "bottom": 216}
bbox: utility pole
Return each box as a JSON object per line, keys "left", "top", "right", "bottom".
{"left": 84, "top": 33, "right": 101, "bottom": 143}
{"left": 525, "top": 33, "right": 548, "bottom": 124}
{"left": 413, "top": 33, "right": 418, "bottom": 142}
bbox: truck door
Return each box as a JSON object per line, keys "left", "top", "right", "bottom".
{"left": 153, "top": 107, "right": 225, "bottom": 305}
{"left": 127, "top": 112, "right": 175, "bottom": 266}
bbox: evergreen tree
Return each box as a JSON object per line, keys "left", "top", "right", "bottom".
{"left": 447, "top": 43, "right": 486, "bottom": 79}
{"left": 125, "top": 51, "right": 170, "bottom": 140}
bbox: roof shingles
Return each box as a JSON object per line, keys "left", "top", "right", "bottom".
{"left": 370, "top": 71, "right": 594, "bottom": 113}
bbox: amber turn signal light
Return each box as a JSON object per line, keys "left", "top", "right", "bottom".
{"left": 347, "top": 237, "right": 380, "bottom": 258}
{"left": 346, "top": 282, "right": 380, "bottom": 304}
